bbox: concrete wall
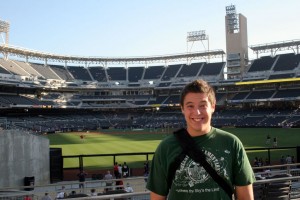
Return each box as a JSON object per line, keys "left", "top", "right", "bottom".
{"left": 0, "top": 130, "right": 50, "bottom": 188}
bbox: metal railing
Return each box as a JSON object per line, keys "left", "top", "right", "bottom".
{"left": 253, "top": 163, "right": 300, "bottom": 200}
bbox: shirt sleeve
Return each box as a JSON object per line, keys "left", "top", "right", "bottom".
{"left": 233, "top": 139, "right": 256, "bottom": 186}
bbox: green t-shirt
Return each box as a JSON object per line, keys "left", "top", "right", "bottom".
{"left": 146, "top": 127, "right": 255, "bottom": 200}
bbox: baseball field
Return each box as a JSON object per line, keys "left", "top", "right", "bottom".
{"left": 47, "top": 127, "right": 300, "bottom": 169}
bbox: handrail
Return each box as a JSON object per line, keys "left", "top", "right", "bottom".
{"left": 71, "top": 191, "right": 150, "bottom": 200}
{"left": 254, "top": 176, "right": 300, "bottom": 184}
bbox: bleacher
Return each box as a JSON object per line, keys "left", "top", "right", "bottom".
{"left": 30, "top": 63, "right": 59, "bottom": 79}
{"left": 273, "top": 89, "right": 300, "bottom": 99}
{"left": 246, "top": 90, "right": 275, "bottom": 100}
{"left": 0, "top": 52, "right": 296, "bottom": 91}
{"left": 0, "top": 51, "right": 298, "bottom": 129}
{"left": 107, "top": 67, "right": 127, "bottom": 81}
{"left": 157, "top": 82, "right": 172, "bottom": 87}
{"left": 143, "top": 65, "right": 165, "bottom": 80}
{"left": 0, "top": 59, "right": 29, "bottom": 76}
{"left": 230, "top": 92, "right": 250, "bottom": 101}
{"left": 161, "top": 64, "right": 182, "bottom": 81}
{"left": 67, "top": 66, "right": 93, "bottom": 81}
{"left": 128, "top": 66, "right": 144, "bottom": 82}
{"left": 148, "top": 96, "right": 168, "bottom": 105}
{"left": 1, "top": 105, "right": 299, "bottom": 132}
{"left": 0, "top": 59, "right": 11, "bottom": 74}
{"left": 176, "top": 63, "right": 202, "bottom": 77}
{"left": 269, "top": 73, "right": 295, "bottom": 79}
{"left": 13, "top": 60, "right": 42, "bottom": 77}
{"left": 0, "top": 94, "right": 44, "bottom": 106}
{"left": 164, "top": 95, "right": 180, "bottom": 105}
{"left": 49, "top": 64, "right": 74, "bottom": 81}
{"left": 247, "top": 56, "right": 276, "bottom": 72}
{"left": 88, "top": 66, "right": 108, "bottom": 82}
{"left": 273, "top": 53, "right": 300, "bottom": 71}
{"left": 199, "top": 62, "right": 224, "bottom": 76}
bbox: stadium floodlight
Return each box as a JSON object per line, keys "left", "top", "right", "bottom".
{"left": 225, "top": 4, "right": 239, "bottom": 33}
{"left": 0, "top": 19, "right": 10, "bottom": 45}
{"left": 186, "top": 30, "right": 208, "bottom": 42}
{"left": 186, "top": 30, "right": 209, "bottom": 62}
{"left": 225, "top": 4, "right": 236, "bottom": 15}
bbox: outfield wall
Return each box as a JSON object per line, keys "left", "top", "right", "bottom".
{"left": 0, "top": 130, "right": 50, "bottom": 188}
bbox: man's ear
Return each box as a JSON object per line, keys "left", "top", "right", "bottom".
{"left": 211, "top": 103, "right": 216, "bottom": 113}
{"left": 181, "top": 106, "right": 184, "bottom": 114}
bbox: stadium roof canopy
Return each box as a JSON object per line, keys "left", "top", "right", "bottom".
{"left": 0, "top": 44, "right": 225, "bottom": 65}
{"left": 249, "top": 39, "right": 300, "bottom": 58}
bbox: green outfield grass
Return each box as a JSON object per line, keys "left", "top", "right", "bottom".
{"left": 47, "top": 128, "right": 300, "bottom": 169}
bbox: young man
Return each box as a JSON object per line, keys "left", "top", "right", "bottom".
{"left": 146, "top": 80, "right": 255, "bottom": 200}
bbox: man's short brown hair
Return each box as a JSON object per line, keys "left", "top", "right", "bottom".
{"left": 180, "top": 79, "right": 216, "bottom": 107}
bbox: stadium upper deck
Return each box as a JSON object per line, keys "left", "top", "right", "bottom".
{"left": 0, "top": 49, "right": 299, "bottom": 109}
{"left": 0, "top": 3, "right": 299, "bottom": 112}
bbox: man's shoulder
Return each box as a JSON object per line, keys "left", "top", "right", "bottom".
{"left": 213, "top": 127, "right": 238, "bottom": 138}
{"left": 160, "top": 133, "right": 177, "bottom": 144}
{"left": 156, "top": 134, "right": 179, "bottom": 152}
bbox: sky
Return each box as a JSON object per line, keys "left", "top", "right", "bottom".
{"left": 1, "top": 0, "right": 299, "bottom": 60}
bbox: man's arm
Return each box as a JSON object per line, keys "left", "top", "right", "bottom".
{"left": 150, "top": 192, "right": 167, "bottom": 200}
{"left": 235, "top": 184, "right": 254, "bottom": 200}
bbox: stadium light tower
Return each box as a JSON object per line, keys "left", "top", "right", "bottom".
{"left": 186, "top": 30, "right": 209, "bottom": 62}
{"left": 225, "top": 4, "right": 248, "bottom": 80}
{"left": 0, "top": 18, "right": 10, "bottom": 59}
{"left": 0, "top": 19, "right": 9, "bottom": 45}
{"left": 225, "top": 5, "right": 239, "bottom": 33}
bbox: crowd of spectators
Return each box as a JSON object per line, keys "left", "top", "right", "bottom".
{"left": 113, "top": 162, "right": 130, "bottom": 179}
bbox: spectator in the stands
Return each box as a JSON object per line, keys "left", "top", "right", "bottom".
{"left": 103, "top": 170, "right": 113, "bottom": 192}
{"left": 118, "top": 164, "right": 122, "bottom": 178}
{"left": 24, "top": 195, "right": 32, "bottom": 200}
{"left": 286, "top": 155, "right": 292, "bottom": 164}
{"left": 116, "top": 179, "right": 124, "bottom": 190}
{"left": 122, "top": 162, "right": 129, "bottom": 177}
{"left": 56, "top": 185, "right": 67, "bottom": 199}
{"left": 90, "top": 188, "right": 97, "bottom": 196}
{"left": 125, "top": 183, "right": 134, "bottom": 193}
{"left": 280, "top": 155, "right": 286, "bottom": 165}
{"left": 41, "top": 192, "right": 52, "bottom": 200}
{"left": 77, "top": 169, "right": 88, "bottom": 189}
{"left": 113, "top": 162, "right": 119, "bottom": 178}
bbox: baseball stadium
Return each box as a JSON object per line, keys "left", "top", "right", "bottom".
{"left": 0, "top": 3, "right": 300, "bottom": 200}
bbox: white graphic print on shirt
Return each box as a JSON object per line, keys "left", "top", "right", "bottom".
{"left": 173, "top": 149, "right": 230, "bottom": 189}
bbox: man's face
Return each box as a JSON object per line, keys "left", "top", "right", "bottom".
{"left": 181, "top": 92, "right": 215, "bottom": 136}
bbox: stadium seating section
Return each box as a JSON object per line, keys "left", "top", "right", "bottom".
{"left": 0, "top": 52, "right": 299, "bottom": 132}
